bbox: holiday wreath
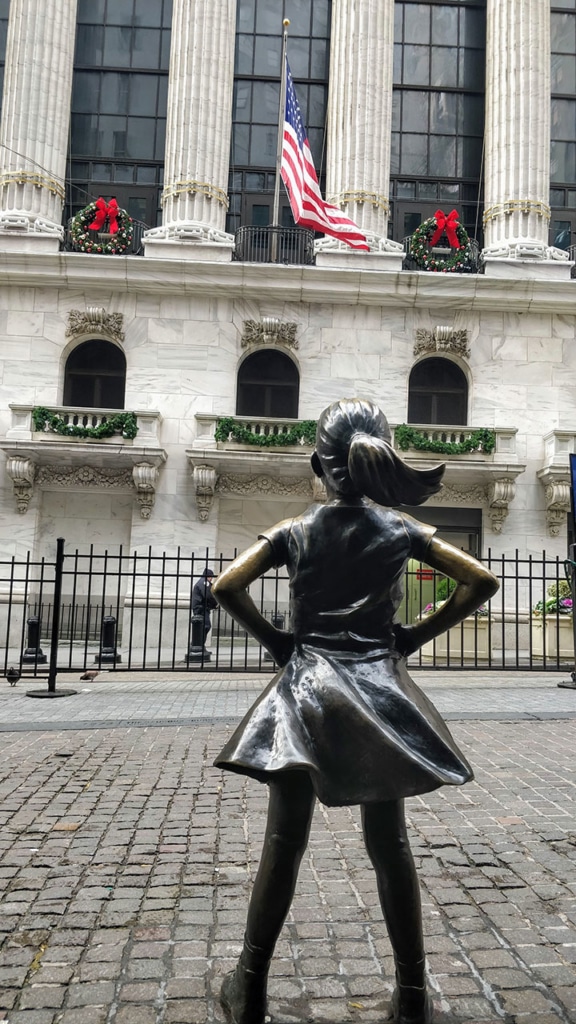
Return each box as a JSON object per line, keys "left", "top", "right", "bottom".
{"left": 409, "top": 209, "right": 475, "bottom": 273}
{"left": 70, "top": 197, "right": 133, "bottom": 255}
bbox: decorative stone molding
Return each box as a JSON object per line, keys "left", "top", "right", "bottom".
{"left": 430, "top": 478, "right": 518, "bottom": 533}
{"left": 6, "top": 457, "right": 36, "bottom": 513}
{"left": 537, "top": 464, "right": 572, "bottom": 537}
{"left": 192, "top": 464, "right": 218, "bottom": 521}
{"left": 66, "top": 308, "right": 125, "bottom": 344}
{"left": 544, "top": 498, "right": 570, "bottom": 538}
{"left": 315, "top": 231, "right": 403, "bottom": 254}
{"left": 241, "top": 319, "right": 298, "bottom": 350}
{"left": 6, "top": 462, "right": 162, "bottom": 519}
{"left": 143, "top": 223, "right": 234, "bottom": 245}
{"left": 414, "top": 327, "right": 470, "bottom": 359}
{"left": 132, "top": 463, "right": 160, "bottom": 520}
{"left": 215, "top": 474, "right": 312, "bottom": 498}
{"left": 37, "top": 466, "right": 133, "bottom": 489}
{"left": 433, "top": 484, "right": 488, "bottom": 506}
{"left": 487, "top": 478, "right": 516, "bottom": 534}
{"left": 0, "top": 170, "right": 65, "bottom": 200}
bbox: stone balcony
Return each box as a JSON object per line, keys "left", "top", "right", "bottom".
{"left": 0, "top": 404, "right": 167, "bottom": 518}
{"left": 188, "top": 414, "right": 526, "bottom": 530}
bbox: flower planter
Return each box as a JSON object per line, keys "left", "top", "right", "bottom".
{"left": 531, "top": 616, "right": 574, "bottom": 661}
{"left": 420, "top": 616, "right": 491, "bottom": 663}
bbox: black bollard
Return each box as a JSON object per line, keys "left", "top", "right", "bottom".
{"left": 96, "top": 615, "right": 121, "bottom": 664}
{"left": 187, "top": 613, "right": 211, "bottom": 663}
{"left": 22, "top": 616, "right": 47, "bottom": 664}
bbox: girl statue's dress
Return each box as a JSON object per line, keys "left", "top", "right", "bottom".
{"left": 213, "top": 399, "right": 499, "bottom": 1024}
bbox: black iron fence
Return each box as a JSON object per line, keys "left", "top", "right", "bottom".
{"left": 1, "top": 540, "right": 575, "bottom": 679}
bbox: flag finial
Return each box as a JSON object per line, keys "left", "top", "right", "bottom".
{"left": 283, "top": 18, "right": 290, "bottom": 27}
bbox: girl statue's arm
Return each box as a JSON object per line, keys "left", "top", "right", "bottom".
{"left": 212, "top": 539, "right": 295, "bottom": 667}
{"left": 394, "top": 536, "right": 499, "bottom": 657}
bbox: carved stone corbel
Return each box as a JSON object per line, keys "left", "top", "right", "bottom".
{"left": 193, "top": 464, "right": 218, "bottom": 521}
{"left": 543, "top": 478, "right": 571, "bottom": 537}
{"left": 241, "top": 318, "right": 298, "bottom": 349}
{"left": 6, "top": 457, "right": 36, "bottom": 513}
{"left": 487, "top": 478, "right": 516, "bottom": 533}
{"left": 132, "top": 462, "right": 159, "bottom": 520}
{"left": 414, "top": 326, "right": 469, "bottom": 359}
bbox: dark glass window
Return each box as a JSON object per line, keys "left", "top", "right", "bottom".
{"left": 390, "top": 1, "right": 485, "bottom": 244}
{"left": 229, "top": 0, "right": 331, "bottom": 232}
{"left": 551, "top": 6, "right": 576, "bottom": 248}
{"left": 68, "top": 0, "right": 171, "bottom": 228}
{"left": 236, "top": 350, "right": 299, "bottom": 418}
{"left": 64, "top": 340, "right": 126, "bottom": 410}
{"left": 408, "top": 358, "right": 468, "bottom": 426}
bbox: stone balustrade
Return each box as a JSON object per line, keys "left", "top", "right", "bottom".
{"left": 6, "top": 405, "right": 163, "bottom": 445}
{"left": 193, "top": 413, "right": 314, "bottom": 449}
{"left": 390, "top": 424, "right": 518, "bottom": 458}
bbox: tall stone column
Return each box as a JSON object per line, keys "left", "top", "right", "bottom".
{"left": 482, "top": 0, "right": 570, "bottom": 277}
{"left": 316, "top": 0, "right": 403, "bottom": 268}
{"left": 0, "top": 0, "right": 77, "bottom": 253}
{"left": 144, "top": 0, "right": 237, "bottom": 261}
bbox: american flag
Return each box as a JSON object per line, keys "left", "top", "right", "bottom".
{"left": 280, "top": 60, "right": 369, "bottom": 251}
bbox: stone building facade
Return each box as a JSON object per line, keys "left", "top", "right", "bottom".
{"left": 0, "top": 0, "right": 574, "bottom": 579}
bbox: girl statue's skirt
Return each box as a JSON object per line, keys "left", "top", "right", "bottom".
{"left": 214, "top": 646, "right": 472, "bottom": 806}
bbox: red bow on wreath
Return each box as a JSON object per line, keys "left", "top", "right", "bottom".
{"left": 430, "top": 209, "right": 461, "bottom": 249}
{"left": 89, "top": 197, "right": 119, "bottom": 234}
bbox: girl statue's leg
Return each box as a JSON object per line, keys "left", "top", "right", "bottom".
{"left": 220, "top": 771, "right": 316, "bottom": 1024}
{"left": 361, "top": 799, "right": 434, "bottom": 1024}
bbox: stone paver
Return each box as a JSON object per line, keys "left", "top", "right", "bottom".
{"left": 1, "top": 672, "right": 576, "bottom": 1021}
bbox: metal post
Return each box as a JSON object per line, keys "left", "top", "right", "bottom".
{"left": 96, "top": 615, "right": 121, "bottom": 664}
{"left": 187, "top": 614, "right": 211, "bottom": 664}
{"left": 22, "top": 616, "right": 47, "bottom": 664}
{"left": 558, "top": 542, "right": 576, "bottom": 689}
{"left": 26, "top": 538, "right": 77, "bottom": 698}
{"left": 270, "top": 18, "right": 290, "bottom": 262}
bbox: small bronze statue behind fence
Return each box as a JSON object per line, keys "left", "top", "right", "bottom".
{"left": 213, "top": 398, "right": 499, "bottom": 1024}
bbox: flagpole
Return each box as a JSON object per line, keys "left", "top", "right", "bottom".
{"left": 272, "top": 18, "right": 290, "bottom": 229}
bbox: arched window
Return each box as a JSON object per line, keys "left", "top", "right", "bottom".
{"left": 64, "top": 340, "right": 126, "bottom": 409}
{"left": 408, "top": 357, "right": 467, "bottom": 425}
{"left": 236, "top": 350, "right": 299, "bottom": 418}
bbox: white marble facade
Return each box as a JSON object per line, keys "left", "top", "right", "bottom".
{"left": 0, "top": 252, "right": 575, "bottom": 567}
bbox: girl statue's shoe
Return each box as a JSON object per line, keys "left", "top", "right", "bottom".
{"left": 388, "top": 983, "right": 435, "bottom": 1024}
{"left": 220, "top": 939, "right": 270, "bottom": 1024}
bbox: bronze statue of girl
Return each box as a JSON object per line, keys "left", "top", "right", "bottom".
{"left": 213, "top": 399, "right": 499, "bottom": 1024}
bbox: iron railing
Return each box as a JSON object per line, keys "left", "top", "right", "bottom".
{"left": 233, "top": 225, "right": 315, "bottom": 265}
{"left": 1, "top": 542, "right": 574, "bottom": 678}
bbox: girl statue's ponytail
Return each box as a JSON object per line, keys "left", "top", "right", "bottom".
{"left": 348, "top": 433, "right": 444, "bottom": 507}
{"left": 313, "top": 399, "right": 444, "bottom": 506}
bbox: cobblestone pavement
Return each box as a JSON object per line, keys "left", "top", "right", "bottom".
{"left": 1, "top": 670, "right": 576, "bottom": 730}
{"left": 1, "top": 673, "right": 576, "bottom": 1023}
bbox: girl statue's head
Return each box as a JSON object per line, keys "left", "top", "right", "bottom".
{"left": 311, "top": 398, "right": 444, "bottom": 506}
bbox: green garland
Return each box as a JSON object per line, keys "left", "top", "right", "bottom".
{"left": 70, "top": 201, "right": 134, "bottom": 255}
{"left": 32, "top": 407, "right": 138, "bottom": 440}
{"left": 215, "top": 417, "right": 317, "bottom": 448}
{"left": 395, "top": 424, "right": 496, "bottom": 455}
{"left": 409, "top": 216, "right": 475, "bottom": 272}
